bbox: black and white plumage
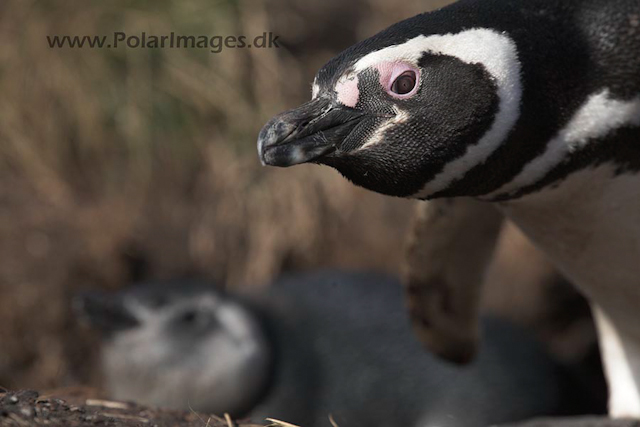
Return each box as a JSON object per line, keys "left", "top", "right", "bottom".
{"left": 75, "top": 271, "right": 592, "bottom": 427}
{"left": 257, "top": 0, "right": 640, "bottom": 418}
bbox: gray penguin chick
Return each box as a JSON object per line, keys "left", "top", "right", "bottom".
{"left": 75, "top": 271, "right": 600, "bottom": 427}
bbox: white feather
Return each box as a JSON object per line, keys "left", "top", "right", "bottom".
{"left": 488, "top": 90, "right": 640, "bottom": 198}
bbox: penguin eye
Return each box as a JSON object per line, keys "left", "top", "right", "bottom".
{"left": 175, "top": 308, "right": 215, "bottom": 330}
{"left": 179, "top": 310, "right": 199, "bottom": 325}
{"left": 390, "top": 71, "right": 417, "bottom": 96}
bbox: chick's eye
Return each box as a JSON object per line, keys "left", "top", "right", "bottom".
{"left": 391, "top": 71, "right": 417, "bottom": 95}
{"left": 176, "top": 309, "right": 213, "bottom": 329}
{"left": 180, "top": 310, "right": 199, "bottom": 324}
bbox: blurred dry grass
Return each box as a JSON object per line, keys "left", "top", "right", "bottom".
{"left": 0, "top": 0, "right": 596, "bottom": 396}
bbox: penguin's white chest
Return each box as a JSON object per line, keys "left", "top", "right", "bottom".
{"left": 500, "top": 164, "right": 640, "bottom": 417}
{"left": 500, "top": 164, "right": 640, "bottom": 330}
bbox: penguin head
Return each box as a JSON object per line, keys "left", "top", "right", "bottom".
{"left": 258, "top": 14, "right": 522, "bottom": 199}
{"left": 74, "top": 281, "right": 271, "bottom": 416}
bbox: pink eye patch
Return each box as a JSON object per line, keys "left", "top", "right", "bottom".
{"left": 335, "top": 75, "right": 360, "bottom": 108}
{"left": 335, "top": 62, "right": 421, "bottom": 107}
{"left": 375, "top": 62, "right": 421, "bottom": 98}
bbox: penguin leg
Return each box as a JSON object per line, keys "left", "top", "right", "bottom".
{"left": 592, "top": 305, "right": 640, "bottom": 418}
{"left": 402, "top": 198, "right": 503, "bottom": 364}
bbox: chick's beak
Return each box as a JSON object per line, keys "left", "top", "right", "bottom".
{"left": 73, "top": 292, "right": 140, "bottom": 333}
{"left": 257, "top": 97, "right": 363, "bottom": 167}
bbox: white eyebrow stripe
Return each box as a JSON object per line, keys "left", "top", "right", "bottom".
{"left": 311, "top": 81, "right": 320, "bottom": 99}
{"left": 486, "top": 90, "right": 640, "bottom": 198}
{"left": 350, "top": 29, "right": 522, "bottom": 198}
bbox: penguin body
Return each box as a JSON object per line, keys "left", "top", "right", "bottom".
{"left": 76, "top": 271, "right": 594, "bottom": 426}
{"left": 257, "top": 0, "right": 640, "bottom": 417}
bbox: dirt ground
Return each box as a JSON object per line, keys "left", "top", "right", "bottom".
{"left": 0, "top": 390, "right": 632, "bottom": 427}
{"left": 0, "top": 389, "right": 263, "bottom": 427}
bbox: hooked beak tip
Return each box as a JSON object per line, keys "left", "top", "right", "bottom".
{"left": 257, "top": 98, "right": 361, "bottom": 167}
{"left": 257, "top": 117, "right": 300, "bottom": 166}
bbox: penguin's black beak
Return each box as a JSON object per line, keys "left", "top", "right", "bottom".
{"left": 257, "top": 97, "right": 363, "bottom": 167}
